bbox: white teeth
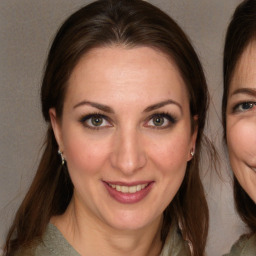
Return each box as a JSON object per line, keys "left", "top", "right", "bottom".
{"left": 136, "top": 185, "right": 142, "bottom": 191}
{"left": 109, "top": 183, "right": 148, "bottom": 193}
{"left": 129, "top": 186, "right": 137, "bottom": 193}
{"left": 122, "top": 186, "right": 129, "bottom": 193}
{"left": 141, "top": 184, "right": 147, "bottom": 189}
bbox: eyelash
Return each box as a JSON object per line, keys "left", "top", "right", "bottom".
{"left": 79, "top": 112, "right": 177, "bottom": 130}
{"left": 232, "top": 101, "right": 256, "bottom": 113}
{"left": 144, "top": 112, "right": 177, "bottom": 129}
{"left": 79, "top": 113, "right": 111, "bottom": 130}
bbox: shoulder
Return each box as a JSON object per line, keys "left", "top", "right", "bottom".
{"left": 160, "top": 221, "right": 190, "bottom": 256}
{"left": 13, "top": 237, "right": 55, "bottom": 256}
{"left": 14, "top": 223, "right": 80, "bottom": 256}
{"left": 13, "top": 241, "right": 52, "bottom": 256}
{"left": 223, "top": 234, "right": 256, "bottom": 256}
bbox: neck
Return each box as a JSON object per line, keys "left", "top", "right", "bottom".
{"left": 51, "top": 197, "right": 163, "bottom": 256}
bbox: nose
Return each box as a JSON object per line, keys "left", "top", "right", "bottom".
{"left": 110, "top": 128, "right": 147, "bottom": 175}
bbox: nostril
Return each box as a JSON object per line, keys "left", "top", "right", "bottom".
{"left": 110, "top": 148, "right": 147, "bottom": 174}
{"left": 109, "top": 130, "right": 147, "bottom": 173}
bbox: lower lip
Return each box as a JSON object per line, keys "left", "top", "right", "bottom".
{"left": 103, "top": 182, "right": 154, "bottom": 204}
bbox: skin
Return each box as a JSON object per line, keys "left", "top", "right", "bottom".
{"left": 50, "top": 46, "right": 197, "bottom": 256}
{"left": 226, "top": 41, "right": 256, "bottom": 203}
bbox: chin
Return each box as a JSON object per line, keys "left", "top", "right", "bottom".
{"left": 104, "top": 211, "right": 159, "bottom": 231}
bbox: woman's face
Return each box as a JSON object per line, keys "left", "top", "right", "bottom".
{"left": 226, "top": 42, "right": 256, "bottom": 203}
{"left": 50, "top": 46, "right": 196, "bottom": 231}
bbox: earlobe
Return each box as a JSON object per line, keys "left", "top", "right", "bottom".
{"left": 188, "top": 115, "right": 198, "bottom": 161}
{"left": 49, "top": 108, "right": 63, "bottom": 150}
{"left": 188, "top": 147, "right": 195, "bottom": 161}
{"left": 190, "top": 148, "right": 195, "bottom": 158}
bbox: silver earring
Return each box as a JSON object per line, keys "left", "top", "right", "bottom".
{"left": 190, "top": 149, "right": 195, "bottom": 157}
{"left": 58, "top": 149, "right": 65, "bottom": 165}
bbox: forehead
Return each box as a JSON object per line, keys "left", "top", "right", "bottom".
{"left": 66, "top": 46, "right": 189, "bottom": 103}
{"left": 230, "top": 41, "right": 256, "bottom": 91}
{"left": 71, "top": 46, "right": 182, "bottom": 81}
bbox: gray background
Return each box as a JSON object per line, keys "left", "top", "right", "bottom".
{"left": 0, "top": 1, "right": 244, "bottom": 255}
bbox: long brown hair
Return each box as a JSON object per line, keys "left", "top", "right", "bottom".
{"left": 222, "top": 0, "right": 256, "bottom": 234}
{"left": 4, "top": 0, "right": 210, "bottom": 255}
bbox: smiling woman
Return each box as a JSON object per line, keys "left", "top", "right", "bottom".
{"left": 3, "top": 0, "right": 211, "bottom": 255}
{"left": 222, "top": 0, "right": 256, "bottom": 255}
{"left": 226, "top": 45, "right": 256, "bottom": 205}
{"left": 50, "top": 46, "right": 194, "bottom": 232}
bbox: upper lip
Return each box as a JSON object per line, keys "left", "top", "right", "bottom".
{"left": 245, "top": 163, "right": 256, "bottom": 171}
{"left": 103, "top": 180, "right": 153, "bottom": 186}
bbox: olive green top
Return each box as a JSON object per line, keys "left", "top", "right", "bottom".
{"left": 15, "top": 222, "right": 190, "bottom": 256}
{"left": 223, "top": 234, "right": 256, "bottom": 256}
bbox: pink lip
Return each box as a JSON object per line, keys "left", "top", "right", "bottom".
{"left": 104, "top": 180, "right": 152, "bottom": 186}
{"left": 103, "top": 181, "right": 154, "bottom": 204}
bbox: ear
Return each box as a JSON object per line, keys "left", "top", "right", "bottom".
{"left": 49, "top": 108, "right": 64, "bottom": 151}
{"left": 187, "top": 115, "right": 198, "bottom": 161}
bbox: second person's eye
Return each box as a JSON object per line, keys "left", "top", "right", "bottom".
{"left": 234, "top": 102, "right": 256, "bottom": 112}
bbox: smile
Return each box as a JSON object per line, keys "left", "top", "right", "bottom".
{"left": 107, "top": 183, "right": 149, "bottom": 193}
{"left": 103, "top": 181, "right": 154, "bottom": 204}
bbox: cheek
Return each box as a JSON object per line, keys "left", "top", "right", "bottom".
{"left": 148, "top": 132, "right": 191, "bottom": 171}
{"left": 227, "top": 118, "right": 256, "bottom": 202}
{"left": 63, "top": 131, "right": 110, "bottom": 175}
{"left": 227, "top": 118, "right": 256, "bottom": 160}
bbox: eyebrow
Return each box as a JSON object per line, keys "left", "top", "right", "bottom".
{"left": 73, "top": 99, "right": 182, "bottom": 113}
{"left": 143, "top": 99, "right": 183, "bottom": 113}
{"left": 73, "top": 101, "right": 114, "bottom": 113}
{"left": 231, "top": 88, "right": 256, "bottom": 97}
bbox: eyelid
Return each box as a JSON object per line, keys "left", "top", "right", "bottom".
{"left": 144, "top": 112, "right": 178, "bottom": 129}
{"left": 79, "top": 113, "right": 112, "bottom": 129}
{"left": 79, "top": 111, "right": 178, "bottom": 130}
{"left": 232, "top": 101, "right": 256, "bottom": 113}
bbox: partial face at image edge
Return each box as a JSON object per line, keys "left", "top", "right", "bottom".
{"left": 226, "top": 41, "right": 256, "bottom": 203}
